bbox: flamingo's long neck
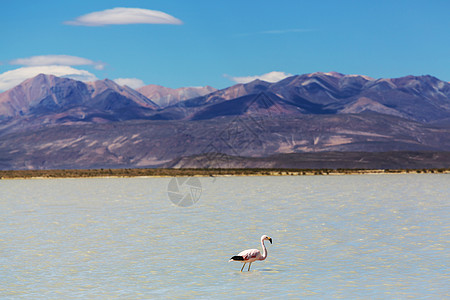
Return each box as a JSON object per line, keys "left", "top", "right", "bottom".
{"left": 260, "top": 238, "right": 268, "bottom": 261}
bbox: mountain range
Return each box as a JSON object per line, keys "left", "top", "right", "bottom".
{"left": 137, "top": 84, "right": 216, "bottom": 108}
{"left": 0, "top": 72, "right": 449, "bottom": 170}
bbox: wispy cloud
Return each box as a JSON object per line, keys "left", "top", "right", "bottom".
{"left": 226, "top": 71, "right": 292, "bottom": 84}
{"left": 261, "top": 28, "right": 314, "bottom": 34}
{"left": 235, "top": 28, "right": 314, "bottom": 37}
{"left": 10, "top": 55, "right": 106, "bottom": 70}
{"left": 114, "top": 78, "right": 146, "bottom": 89}
{"left": 0, "top": 66, "right": 97, "bottom": 91}
{"left": 65, "top": 7, "right": 183, "bottom": 26}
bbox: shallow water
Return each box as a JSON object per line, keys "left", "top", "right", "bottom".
{"left": 0, "top": 174, "right": 449, "bottom": 298}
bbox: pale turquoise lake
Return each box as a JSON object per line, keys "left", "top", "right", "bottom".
{"left": 0, "top": 174, "right": 449, "bottom": 299}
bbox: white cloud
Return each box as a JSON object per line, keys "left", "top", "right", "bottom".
{"left": 10, "top": 55, "right": 105, "bottom": 70}
{"left": 227, "top": 71, "right": 293, "bottom": 84}
{"left": 65, "top": 7, "right": 183, "bottom": 26}
{"left": 0, "top": 66, "right": 98, "bottom": 92}
{"left": 113, "top": 78, "right": 145, "bottom": 89}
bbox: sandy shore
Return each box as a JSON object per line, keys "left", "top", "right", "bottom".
{"left": 1, "top": 168, "right": 449, "bottom": 180}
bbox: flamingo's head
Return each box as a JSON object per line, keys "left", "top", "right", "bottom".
{"left": 262, "top": 235, "right": 272, "bottom": 244}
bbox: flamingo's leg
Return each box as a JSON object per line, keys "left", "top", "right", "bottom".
{"left": 248, "top": 262, "right": 252, "bottom": 271}
{"left": 240, "top": 263, "right": 246, "bottom": 272}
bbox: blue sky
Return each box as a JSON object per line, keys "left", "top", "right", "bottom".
{"left": 0, "top": 0, "right": 449, "bottom": 91}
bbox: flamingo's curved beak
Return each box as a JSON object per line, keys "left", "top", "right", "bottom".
{"left": 268, "top": 237, "right": 272, "bottom": 244}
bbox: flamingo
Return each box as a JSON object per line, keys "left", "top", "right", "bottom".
{"left": 229, "top": 235, "right": 273, "bottom": 272}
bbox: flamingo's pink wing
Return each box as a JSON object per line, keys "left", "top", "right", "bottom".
{"left": 238, "top": 248, "right": 261, "bottom": 260}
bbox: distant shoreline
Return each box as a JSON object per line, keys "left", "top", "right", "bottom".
{"left": 1, "top": 168, "right": 449, "bottom": 180}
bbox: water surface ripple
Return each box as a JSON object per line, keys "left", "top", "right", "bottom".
{"left": 0, "top": 174, "right": 449, "bottom": 298}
